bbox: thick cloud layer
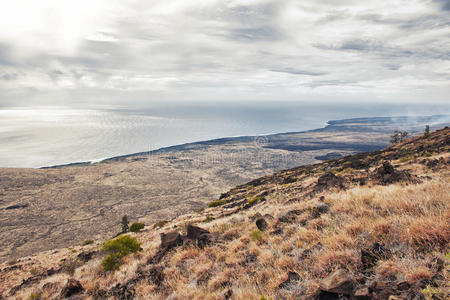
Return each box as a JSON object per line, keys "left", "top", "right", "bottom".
{"left": 0, "top": 0, "right": 448, "bottom": 106}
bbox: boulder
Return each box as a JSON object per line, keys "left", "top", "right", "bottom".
{"left": 186, "top": 225, "right": 211, "bottom": 247}
{"left": 319, "top": 269, "right": 354, "bottom": 295}
{"left": 61, "top": 279, "right": 83, "bottom": 298}
{"left": 160, "top": 231, "right": 183, "bottom": 249}
{"left": 255, "top": 218, "right": 268, "bottom": 231}
{"left": 316, "top": 172, "right": 344, "bottom": 190}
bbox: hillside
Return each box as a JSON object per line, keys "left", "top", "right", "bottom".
{"left": 0, "top": 127, "right": 449, "bottom": 299}
{"left": 1, "top": 116, "right": 446, "bottom": 263}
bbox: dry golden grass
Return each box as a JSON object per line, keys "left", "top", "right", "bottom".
{"left": 1, "top": 140, "right": 449, "bottom": 299}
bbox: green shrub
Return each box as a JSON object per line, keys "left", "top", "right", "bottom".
{"left": 204, "top": 215, "right": 214, "bottom": 223}
{"left": 101, "top": 235, "right": 140, "bottom": 272}
{"left": 305, "top": 166, "right": 313, "bottom": 175}
{"left": 82, "top": 239, "right": 94, "bottom": 245}
{"left": 250, "top": 229, "right": 264, "bottom": 242}
{"left": 102, "top": 254, "right": 122, "bottom": 271}
{"left": 129, "top": 222, "right": 145, "bottom": 232}
{"left": 208, "top": 199, "right": 227, "bottom": 207}
{"left": 248, "top": 196, "right": 265, "bottom": 205}
{"left": 102, "top": 235, "right": 140, "bottom": 256}
{"left": 30, "top": 292, "right": 40, "bottom": 300}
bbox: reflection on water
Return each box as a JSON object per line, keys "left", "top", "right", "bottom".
{"left": 0, "top": 102, "right": 448, "bottom": 168}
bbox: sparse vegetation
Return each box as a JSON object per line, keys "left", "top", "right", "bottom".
{"left": 250, "top": 229, "right": 264, "bottom": 242}
{"left": 82, "top": 239, "right": 94, "bottom": 245}
{"left": 248, "top": 196, "right": 265, "bottom": 205}
{"left": 208, "top": 199, "right": 227, "bottom": 207}
{"left": 121, "top": 215, "right": 129, "bottom": 233}
{"left": 129, "top": 222, "right": 145, "bottom": 232}
{"left": 390, "top": 130, "right": 409, "bottom": 145}
{"left": 424, "top": 125, "right": 430, "bottom": 138}
{"left": 204, "top": 215, "right": 214, "bottom": 222}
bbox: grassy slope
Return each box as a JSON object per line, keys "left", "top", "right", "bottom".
{"left": 1, "top": 128, "right": 449, "bottom": 299}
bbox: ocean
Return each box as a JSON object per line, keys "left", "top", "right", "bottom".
{"left": 0, "top": 101, "right": 448, "bottom": 168}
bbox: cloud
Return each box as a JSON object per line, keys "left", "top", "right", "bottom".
{"left": 433, "top": 0, "right": 450, "bottom": 10}
{"left": 0, "top": 0, "right": 448, "bottom": 106}
{"left": 270, "top": 68, "right": 327, "bottom": 76}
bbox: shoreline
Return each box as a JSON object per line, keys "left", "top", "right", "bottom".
{"left": 26, "top": 114, "right": 450, "bottom": 169}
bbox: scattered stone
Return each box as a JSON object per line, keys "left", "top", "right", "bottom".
{"left": 255, "top": 218, "right": 268, "bottom": 231}
{"left": 314, "top": 290, "right": 340, "bottom": 300}
{"left": 77, "top": 251, "right": 96, "bottom": 262}
{"left": 278, "top": 271, "right": 301, "bottom": 290}
{"left": 160, "top": 231, "right": 183, "bottom": 249}
{"left": 61, "top": 279, "right": 83, "bottom": 298}
{"left": 319, "top": 269, "right": 354, "bottom": 295}
{"left": 278, "top": 209, "right": 302, "bottom": 223}
{"left": 311, "top": 203, "right": 329, "bottom": 218}
{"left": 354, "top": 286, "right": 370, "bottom": 299}
{"left": 224, "top": 289, "right": 233, "bottom": 299}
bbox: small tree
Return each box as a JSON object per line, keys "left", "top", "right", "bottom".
{"left": 390, "top": 130, "right": 409, "bottom": 145}
{"left": 424, "top": 125, "right": 430, "bottom": 138}
{"left": 121, "top": 215, "right": 129, "bottom": 233}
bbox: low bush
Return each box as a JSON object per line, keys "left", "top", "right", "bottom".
{"left": 130, "top": 222, "right": 145, "bottom": 232}
{"left": 101, "top": 235, "right": 140, "bottom": 271}
{"left": 208, "top": 199, "right": 227, "bottom": 207}
{"left": 82, "top": 239, "right": 94, "bottom": 245}
{"left": 248, "top": 196, "right": 265, "bottom": 205}
{"left": 250, "top": 230, "right": 264, "bottom": 242}
{"left": 204, "top": 215, "right": 214, "bottom": 223}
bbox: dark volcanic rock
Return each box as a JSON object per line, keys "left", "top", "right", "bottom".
{"left": 316, "top": 172, "right": 344, "bottom": 190}
{"left": 255, "top": 218, "right": 268, "bottom": 231}
{"left": 5, "top": 203, "right": 29, "bottom": 210}
{"left": 61, "top": 279, "right": 83, "bottom": 298}
{"left": 373, "top": 161, "right": 418, "bottom": 185}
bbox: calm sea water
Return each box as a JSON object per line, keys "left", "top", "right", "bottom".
{"left": 0, "top": 101, "right": 448, "bottom": 168}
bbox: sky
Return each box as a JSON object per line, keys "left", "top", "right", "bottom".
{"left": 0, "top": 0, "right": 449, "bottom": 107}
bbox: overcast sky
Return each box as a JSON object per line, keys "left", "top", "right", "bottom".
{"left": 0, "top": 0, "right": 449, "bottom": 107}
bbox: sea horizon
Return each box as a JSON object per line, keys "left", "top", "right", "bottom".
{"left": 1, "top": 101, "right": 449, "bottom": 168}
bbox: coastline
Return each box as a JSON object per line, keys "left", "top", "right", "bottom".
{"left": 39, "top": 114, "right": 449, "bottom": 169}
